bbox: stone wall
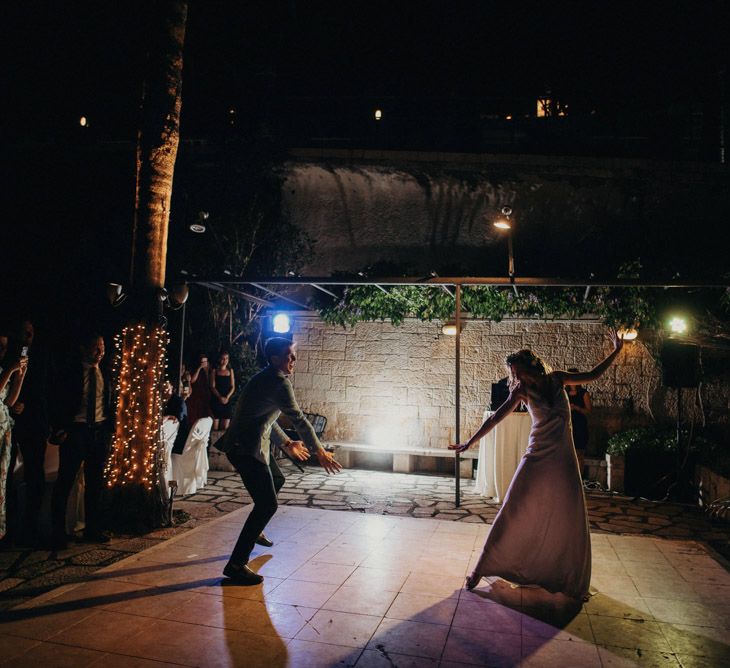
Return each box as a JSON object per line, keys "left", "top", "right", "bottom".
{"left": 289, "top": 317, "right": 663, "bottom": 455}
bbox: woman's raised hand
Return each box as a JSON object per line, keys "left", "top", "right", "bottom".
{"left": 611, "top": 329, "right": 624, "bottom": 352}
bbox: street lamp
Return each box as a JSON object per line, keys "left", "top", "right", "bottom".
{"left": 493, "top": 206, "right": 517, "bottom": 294}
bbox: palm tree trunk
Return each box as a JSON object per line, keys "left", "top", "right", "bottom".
{"left": 106, "top": 1, "right": 187, "bottom": 531}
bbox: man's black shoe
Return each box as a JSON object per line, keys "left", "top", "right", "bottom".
{"left": 84, "top": 531, "right": 111, "bottom": 544}
{"left": 255, "top": 533, "right": 274, "bottom": 547}
{"left": 223, "top": 562, "right": 263, "bottom": 585}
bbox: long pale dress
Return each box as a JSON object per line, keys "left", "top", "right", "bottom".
{"left": 0, "top": 368, "right": 14, "bottom": 540}
{"left": 472, "top": 373, "right": 591, "bottom": 600}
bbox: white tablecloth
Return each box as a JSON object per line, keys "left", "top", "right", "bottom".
{"left": 474, "top": 411, "right": 532, "bottom": 501}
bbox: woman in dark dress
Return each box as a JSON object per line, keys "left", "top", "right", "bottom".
{"left": 566, "top": 368, "right": 592, "bottom": 477}
{"left": 210, "top": 351, "right": 235, "bottom": 431}
{"left": 186, "top": 353, "right": 212, "bottom": 426}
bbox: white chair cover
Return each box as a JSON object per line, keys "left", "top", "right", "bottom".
{"left": 160, "top": 418, "right": 180, "bottom": 494}
{"left": 171, "top": 417, "right": 212, "bottom": 496}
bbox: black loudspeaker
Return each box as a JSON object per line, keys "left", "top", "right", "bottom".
{"left": 661, "top": 341, "right": 701, "bottom": 388}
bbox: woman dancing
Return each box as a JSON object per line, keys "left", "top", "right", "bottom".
{"left": 450, "top": 331, "right": 623, "bottom": 601}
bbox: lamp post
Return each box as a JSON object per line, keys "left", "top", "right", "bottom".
{"left": 493, "top": 206, "right": 518, "bottom": 295}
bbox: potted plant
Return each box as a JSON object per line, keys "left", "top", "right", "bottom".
{"left": 605, "top": 427, "right": 698, "bottom": 500}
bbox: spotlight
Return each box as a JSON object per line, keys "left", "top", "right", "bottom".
{"left": 168, "top": 283, "right": 189, "bottom": 310}
{"left": 106, "top": 283, "right": 127, "bottom": 308}
{"left": 669, "top": 316, "right": 688, "bottom": 335}
{"left": 618, "top": 328, "right": 638, "bottom": 341}
{"left": 272, "top": 313, "right": 291, "bottom": 334}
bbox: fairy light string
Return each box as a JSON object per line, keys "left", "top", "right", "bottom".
{"left": 105, "top": 323, "right": 168, "bottom": 491}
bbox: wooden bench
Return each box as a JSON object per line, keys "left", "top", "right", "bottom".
{"left": 326, "top": 441, "right": 478, "bottom": 478}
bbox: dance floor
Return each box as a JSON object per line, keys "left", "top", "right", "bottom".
{"left": 2, "top": 505, "right": 730, "bottom": 667}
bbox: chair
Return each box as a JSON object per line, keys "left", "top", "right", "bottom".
{"left": 171, "top": 417, "right": 212, "bottom": 496}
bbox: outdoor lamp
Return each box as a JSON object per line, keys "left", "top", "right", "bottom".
{"left": 167, "top": 283, "right": 189, "bottom": 310}
{"left": 189, "top": 211, "right": 208, "bottom": 233}
{"left": 106, "top": 282, "right": 127, "bottom": 308}
{"left": 618, "top": 328, "right": 638, "bottom": 341}
{"left": 442, "top": 320, "right": 462, "bottom": 336}
{"left": 669, "top": 316, "right": 688, "bottom": 335}
{"left": 272, "top": 313, "right": 291, "bottom": 334}
{"left": 493, "top": 205, "right": 513, "bottom": 230}
{"left": 374, "top": 109, "right": 383, "bottom": 121}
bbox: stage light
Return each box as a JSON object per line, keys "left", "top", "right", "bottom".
{"left": 669, "top": 316, "right": 688, "bottom": 335}
{"left": 618, "top": 328, "right": 638, "bottom": 341}
{"left": 273, "top": 313, "right": 291, "bottom": 334}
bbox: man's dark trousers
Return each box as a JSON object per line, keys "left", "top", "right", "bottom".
{"left": 228, "top": 449, "right": 285, "bottom": 565}
{"left": 51, "top": 424, "right": 110, "bottom": 538}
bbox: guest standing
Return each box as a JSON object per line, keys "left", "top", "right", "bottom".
{"left": 10, "top": 318, "right": 51, "bottom": 544}
{"left": 162, "top": 378, "right": 190, "bottom": 455}
{"left": 567, "top": 368, "right": 592, "bottom": 477}
{"left": 186, "top": 353, "right": 212, "bottom": 425}
{"left": 210, "top": 351, "right": 234, "bottom": 431}
{"left": 50, "top": 333, "right": 114, "bottom": 549}
{"left": 0, "top": 333, "right": 28, "bottom": 541}
{"left": 450, "top": 331, "right": 623, "bottom": 601}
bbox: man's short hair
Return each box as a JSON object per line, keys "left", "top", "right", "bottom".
{"left": 79, "top": 331, "right": 103, "bottom": 350}
{"left": 264, "top": 337, "right": 293, "bottom": 364}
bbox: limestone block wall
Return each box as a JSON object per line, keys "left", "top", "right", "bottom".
{"left": 289, "top": 317, "right": 666, "bottom": 454}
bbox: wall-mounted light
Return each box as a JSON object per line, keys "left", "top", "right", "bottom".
{"left": 618, "top": 328, "right": 638, "bottom": 341}
{"left": 669, "top": 316, "right": 688, "bottom": 335}
{"left": 272, "top": 313, "right": 291, "bottom": 334}
{"left": 442, "top": 320, "right": 464, "bottom": 336}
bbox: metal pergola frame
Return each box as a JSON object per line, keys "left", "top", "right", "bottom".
{"left": 186, "top": 274, "right": 729, "bottom": 507}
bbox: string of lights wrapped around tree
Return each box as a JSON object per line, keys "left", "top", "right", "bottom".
{"left": 105, "top": 323, "right": 168, "bottom": 491}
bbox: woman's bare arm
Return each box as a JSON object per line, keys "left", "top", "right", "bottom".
{"left": 558, "top": 330, "right": 623, "bottom": 386}
{"left": 448, "top": 384, "right": 526, "bottom": 453}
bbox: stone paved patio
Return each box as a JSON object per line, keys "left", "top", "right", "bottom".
{"left": 2, "top": 462, "right": 729, "bottom": 615}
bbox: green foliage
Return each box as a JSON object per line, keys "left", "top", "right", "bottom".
{"left": 605, "top": 427, "right": 681, "bottom": 456}
{"left": 316, "top": 260, "right": 658, "bottom": 331}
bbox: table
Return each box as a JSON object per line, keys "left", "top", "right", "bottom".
{"left": 474, "top": 411, "right": 532, "bottom": 501}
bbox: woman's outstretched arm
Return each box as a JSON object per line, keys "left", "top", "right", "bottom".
{"left": 448, "top": 384, "right": 526, "bottom": 453}
{"left": 559, "top": 330, "right": 623, "bottom": 386}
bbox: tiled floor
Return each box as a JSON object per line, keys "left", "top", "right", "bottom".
{"left": 2, "top": 505, "right": 730, "bottom": 667}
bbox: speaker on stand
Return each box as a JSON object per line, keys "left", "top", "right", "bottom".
{"left": 659, "top": 340, "right": 701, "bottom": 500}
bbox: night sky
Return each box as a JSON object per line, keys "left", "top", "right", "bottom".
{"left": 2, "top": 1, "right": 729, "bottom": 331}
{"left": 6, "top": 1, "right": 728, "bottom": 139}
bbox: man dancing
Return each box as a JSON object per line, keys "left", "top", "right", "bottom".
{"left": 222, "top": 337, "right": 341, "bottom": 585}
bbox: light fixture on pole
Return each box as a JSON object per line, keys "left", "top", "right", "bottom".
{"left": 189, "top": 211, "right": 209, "bottom": 233}
{"left": 492, "top": 206, "right": 517, "bottom": 294}
{"left": 617, "top": 327, "right": 638, "bottom": 341}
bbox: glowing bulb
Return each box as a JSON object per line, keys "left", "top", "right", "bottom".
{"left": 441, "top": 322, "right": 458, "bottom": 336}
{"left": 618, "top": 328, "right": 638, "bottom": 341}
{"left": 272, "top": 313, "right": 291, "bottom": 334}
{"left": 669, "top": 317, "right": 688, "bottom": 335}
{"left": 374, "top": 109, "right": 383, "bottom": 121}
{"left": 79, "top": 116, "right": 88, "bottom": 127}
{"left": 493, "top": 219, "right": 511, "bottom": 230}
